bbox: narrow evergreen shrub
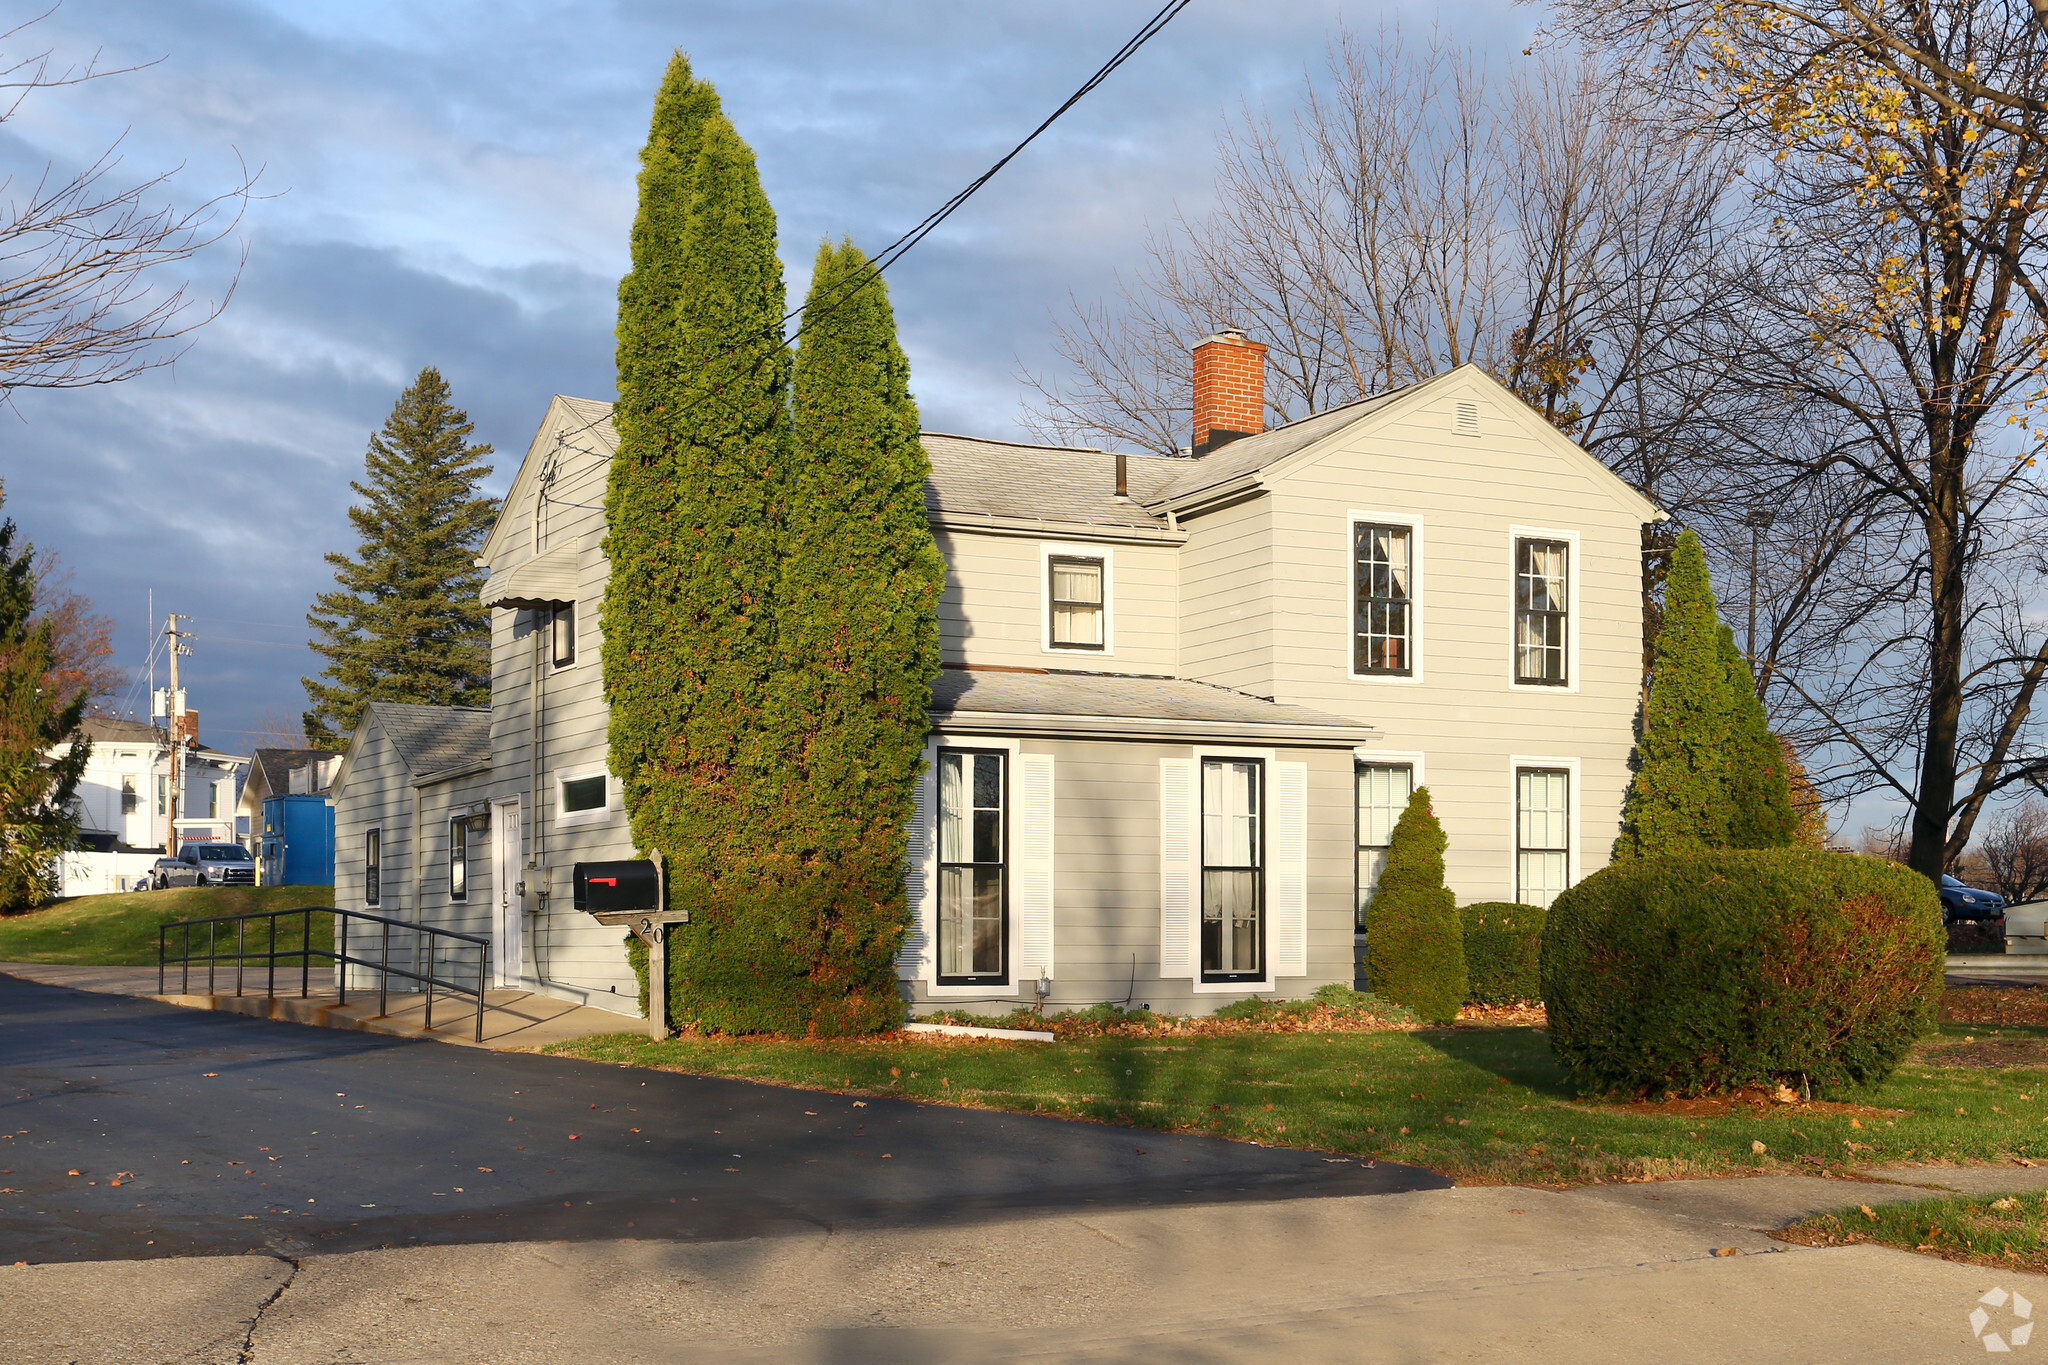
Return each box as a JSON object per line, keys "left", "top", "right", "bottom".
{"left": 1459, "top": 902, "right": 1545, "bottom": 1005}
{"left": 1719, "top": 625, "right": 1796, "bottom": 849}
{"left": 1364, "top": 787, "right": 1467, "bottom": 1024}
{"left": 1542, "top": 849, "right": 1943, "bottom": 1095}
{"left": 1619, "top": 530, "right": 1733, "bottom": 857}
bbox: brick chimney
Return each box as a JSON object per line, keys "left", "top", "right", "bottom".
{"left": 1191, "top": 328, "right": 1267, "bottom": 457}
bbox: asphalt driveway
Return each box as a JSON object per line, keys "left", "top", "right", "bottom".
{"left": 0, "top": 971, "right": 1445, "bottom": 1264}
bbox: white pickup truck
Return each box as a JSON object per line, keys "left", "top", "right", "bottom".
{"left": 2006, "top": 902, "right": 2048, "bottom": 954}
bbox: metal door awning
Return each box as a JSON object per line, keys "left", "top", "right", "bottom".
{"left": 480, "top": 539, "right": 581, "bottom": 610}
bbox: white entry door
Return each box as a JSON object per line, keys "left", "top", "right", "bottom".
{"left": 491, "top": 799, "right": 524, "bottom": 988}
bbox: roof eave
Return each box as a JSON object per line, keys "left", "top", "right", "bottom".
{"left": 926, "top": 510, "right": 1186, "bottom": 546}
{"left": 929, "top": 708, "right": 1379, "bottom": 748}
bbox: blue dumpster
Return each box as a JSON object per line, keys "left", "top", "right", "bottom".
{"left": 261, "top": 793, "right": 335, "bottom": 886}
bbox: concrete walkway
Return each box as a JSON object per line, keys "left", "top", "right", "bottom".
{"left": 9, "top": 1175, "right": 2048, "bottom": 1363}
{"left": 0, "top": 960, "right": 644, "bottom": 1050}
{"left": 1948, "top": 953, "right": 2048, "bottom": 987}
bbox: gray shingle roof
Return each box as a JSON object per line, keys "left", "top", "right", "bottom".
{"left": 80, "top": 717, "right": 166, "bottom": 746}
{"left": 251, "top": 747, "right": 345, "bottom": 796}
{"left": 920, "top": 433, "right": 1180, "bottom": 531}
{"left": 366, "top": 703, "right": 491, "bottom": 778}
{"left": 929, "top": 668, "right": 1374, "bottom": 739}
{"left": 1146, "top": 385, "right": 1417, "bottom": 505}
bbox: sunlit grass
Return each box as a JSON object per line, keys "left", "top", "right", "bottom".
{"left": 0, "top": 885, "right": 333, "bottom": 966}
{"left": 1782, "top": 1190, "right": 2048, "bottom": 1272}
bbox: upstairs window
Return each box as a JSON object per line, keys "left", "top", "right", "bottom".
{"left": 1353, "top": 524, "right": 1413, "bottom": 675}
{"left": 121, "top": 776, "right": 139, "bottom": 815}
{"left": 550, "top": 601, "right": 577, "bottom": 668}
{"left": 156, "top": 774, "right": 167, "bottom": 817}
{"left": 1048, "top": 556, "right": 1105, "bottom": 649}
{"left": 938, "top": 749, "right": 1007, "bottom": 983}
{"left": 1514, "top": 538, "right": 1569, "bottom": 685}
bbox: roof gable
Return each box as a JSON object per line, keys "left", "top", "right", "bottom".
{"left": 478, "top": 395, "right": 618, "bottom": 566}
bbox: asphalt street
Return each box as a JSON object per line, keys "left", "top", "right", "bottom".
{"left": 0, "top": 971, "right": 1446, "bottom": 1265}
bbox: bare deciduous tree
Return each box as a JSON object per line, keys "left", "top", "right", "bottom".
{"left": 1979, "top": 798, "right": 2048, "bottom": 902}
{"left": 0, "top": 10, "right": 252, "bottom": 400}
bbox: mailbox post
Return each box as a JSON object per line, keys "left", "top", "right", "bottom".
{"left": 574, "top": 852, "right": 686, "bottom": 1039}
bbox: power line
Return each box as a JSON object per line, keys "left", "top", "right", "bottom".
{"left": 546, "top": 0, "right": 1197, "bottom": 454}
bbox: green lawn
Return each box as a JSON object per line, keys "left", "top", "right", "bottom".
{"left": 0, "top": 886, "right": 334, "bottom": 966}
{"left": 548, "top": 1014, "right": 2048, "bottom": 1185}
{"left": 1782, "top": 1191, "right": 2048, "bottom": 1273}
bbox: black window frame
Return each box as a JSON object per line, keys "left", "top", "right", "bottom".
{"left": 1047, "top": 554, "right": 1106, "bottom": 651}
{"left": 935, "top": 746, "right": 1010, "bottom": 986}
{"left": 1352, "top": 522, "right": 1414, "bottom": 676}
{"left": 560, "top": 773, "right": 607, "bottom": 815}
{"left": 449, "top": 816, "right": 469, "bottom": 902}
{"left": 1200, "top": 755, "right": 1266, "bottom": 983}
{"left": 364, "top": 826, "right": 382, "bottom": 908}
{"left": 1514, "top": 537, "right": 1570, "bottom": 686}
{"left": 121, "top": 776, "right": 139, "bottom": 815}
{"left": 550, "top": 601, "right": 577, "bottom": 668}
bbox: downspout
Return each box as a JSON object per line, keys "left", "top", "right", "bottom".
{"left": 530, "top": 609, "right": 546, "bottom": 982}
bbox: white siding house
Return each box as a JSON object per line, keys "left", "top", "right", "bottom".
{"left": 332, "top": 343, "right": 1656, "bottom": 1021}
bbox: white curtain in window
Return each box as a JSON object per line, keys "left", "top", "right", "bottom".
{"left": 1356, "top": 764, "right": 1415, "bottom": 913}
{"left": 1516, "top": 769, "right": 1570, "bottom": 907}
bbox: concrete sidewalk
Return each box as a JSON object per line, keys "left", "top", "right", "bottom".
{"left": 8, "top": 1176, "right": 2046, "bottom": 1364}
{"left": 0, "top": 960, "right": 644, "bottom": 1050}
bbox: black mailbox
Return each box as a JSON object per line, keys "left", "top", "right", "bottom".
{"left": 574, "top": 860, "right": 661, "bottom": 913}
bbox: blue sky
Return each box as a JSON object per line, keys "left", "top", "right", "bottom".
{"left": 1, "top": 0, "right": 1531, "bottom": 750}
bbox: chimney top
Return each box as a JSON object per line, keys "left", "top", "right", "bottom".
{"left": 1190, "top": 329, "right": 1267, "bottom": 458}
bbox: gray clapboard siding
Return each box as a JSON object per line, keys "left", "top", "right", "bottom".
{"left": 1177, "top": 494, "right": 1274, "bottom": 694}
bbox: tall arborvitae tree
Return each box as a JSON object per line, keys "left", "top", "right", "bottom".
{"left": 1718, "top": 624, "right": 1797, "bottom": 850}
{"left": 752, "top": 241, "right": 947, "bottom": 1035}
{"left": 1364, "top": 787, "right": 1466, "bottom": 1024}
{"left": 0, "top": 487, "right": 88, "bottom": 911}
{"left": 1619, "top": 530, "right": 1733, "bottom": 857}
{"left": 603, "top": 54, "right": 795, "bottom": 1032}
{"left": 303, "top": 367, "right": 497, "bottom": 746}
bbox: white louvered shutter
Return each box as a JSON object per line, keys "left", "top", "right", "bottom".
{"left": 1271, "top": 760, "right": 1309, "bottom": 977}
{"left": 1014, "top": 753, "right": 1056, "bottom": 982}
{"left": 1159, "top": 756, "right": 1197, "bottom": 980}
{"left": 898, "top": 750, "right": 936, "bottom": 982}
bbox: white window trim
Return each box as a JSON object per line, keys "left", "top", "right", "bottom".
{"left": 1507, "top": 755, "right": 1583, "bottom": 903}
{"left": 449, "top": 815, "right": 469, "bottom": 903}
{"left": 1039, "top": 542, "right": 1115, "bottom": 657}
{"left": 553, "top": 762, "right": 621, "bottom": 830}
{"left": 363, "top": 824, "right": 383, "bottom": 909}
{"left": 1191, "top": 744, "right": 1278, "bottom": 994}
{"left": 1506, "top": 525, "right": 1582, "bottom": 695}
{"left": 917, "top": 736, "right": 1025, "bottom": 999}
{"left": 1347, "top": 510, "right": 1425, "bottom": 686}
{"left": 546, "top": 601, "right": 581, "bottom": 674}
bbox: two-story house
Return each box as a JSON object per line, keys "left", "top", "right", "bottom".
{"left": 330, "top": 334, "right": 1657, "bottom": 1018}
{"left": 55, "top": 717, "right": 252, "bottom": 896}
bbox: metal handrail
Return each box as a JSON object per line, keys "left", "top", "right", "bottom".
{"left": 157, "top": 906, "right": 492, "bottom": 1043}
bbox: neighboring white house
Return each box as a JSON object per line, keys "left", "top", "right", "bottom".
{"left": 331, "top": 336, "right": 1658, "bottom": 1018}
{"left": 56, "top": 717, "right": 250, "bottom": 896}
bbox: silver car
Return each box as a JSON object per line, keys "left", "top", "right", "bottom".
{"left": 178, "top": 843, "right": 257, "bottom": 887}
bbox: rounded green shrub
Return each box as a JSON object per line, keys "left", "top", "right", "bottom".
{"left": 1364, "top": 787, "right": 1467, "bottom": 1025}
{"left": 1542, "top": 849, "right": 1943, "bottom": 1095}
{"left": 1460, "top": 902, "right": 1545, "bottom": 1005}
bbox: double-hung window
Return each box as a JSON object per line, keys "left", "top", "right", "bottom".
{"left": 121, "top": 776, "right": 139, "bottom": 815}
{"left": 156, "top": 774, "right": 167, "bottom": 817}
{"left": 1516, "top": 768, "right": 1570, "bottom": 907}
{"left": 1514, "top": 538, "right": 1569, "bottom": 685}
{"left": 550, "top": 602, "right": 577, "bottom": 668}
{"left": 449, "top": 818, "right": 469, "bottom": 902}
{"left": 1355, "top": 763, "right": 1414, "bottom": 926}
{"left": 1201, "top": 758, "right": 1264, "bottom": 981}
{"left": 938, "top": 749, "right": 1007, "bottom": 983}
{"left": 364, "top": 828, "right": 382, "bottom": 908}
{"left": 1048, "top": 556, "right": 1105, "bottom": 649}
{"left": 1354, "top": 524, "right": 1413, "bottom": 675}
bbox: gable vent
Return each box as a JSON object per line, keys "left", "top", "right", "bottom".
{"left": 1454, "top": 400, "right": 1480, "bottom": 437}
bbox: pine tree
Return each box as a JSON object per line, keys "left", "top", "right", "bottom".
{"left": 746, "top": 240, "right": 947, "bottom": 1035}
{"left": 1719, "top": 623, "right": 1797, "bottom": 849}
{"left": 603, "top": 55, "right": 795, "bottom": 1032}
{"left": 0, "top": 486, "right": 87, "bottom": 911}
{"left": 1618, "top": 529, "right": 1736, "bottom": 857}
{"left": 1365, "top": 787, "right": 1467, "bottom": 1024}
{"left": 302, "top": 367, "right": 498, "bottom": 746}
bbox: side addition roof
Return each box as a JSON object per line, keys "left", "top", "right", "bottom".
{"left": 362, "top": 703, "right": 491, "bottom": 781}
{"left": 920, "top": 434, "right": 1179, "bottom": 537}
{"left": 929, "top": 667, "right": 1377, "bottom": 747}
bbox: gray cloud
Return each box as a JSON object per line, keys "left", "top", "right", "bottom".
{"left": 1, "top": 0, "right": 1531, "bottom": 747}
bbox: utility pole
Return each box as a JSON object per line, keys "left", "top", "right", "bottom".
{"left": 1743, "top": 506, "right": 1775, "bottom": 676}
{"left": 165, "top": 614, "right": 188, "bottom": 854}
